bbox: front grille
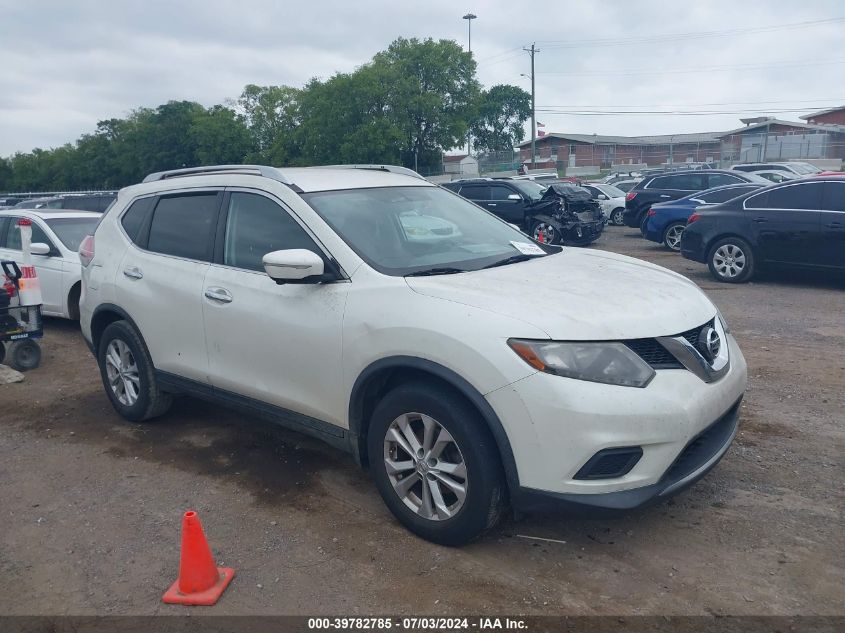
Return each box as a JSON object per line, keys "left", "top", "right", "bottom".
{"left": 625, "top": 339, "right": 683, "bottom": 369}
{"left": 626, "top": 318, "right": 715, "bottom": 370}
{"left": 660, "top": 399, "right": 741, "bottom": 485}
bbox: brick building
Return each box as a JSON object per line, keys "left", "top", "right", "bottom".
{"left": 518, "top": 109, "right": 845, "bottom": 171}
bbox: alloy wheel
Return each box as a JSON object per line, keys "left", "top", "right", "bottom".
{"left": 611, "top": 209, "right": 624, "bottom": 226}
{"left": 664, "top": 224, "right": 685, "bottom": 251}
{"left": 532, "top": 223, "right": 556, "bottom": 244}
{"left": 104, "top": 339, "right": 140, "bottom": 406}
{"left": 713, "top": 243, "right": 746, "bottom": 279}
{"left": 383, "top": 412, "right": 468, "bottom": 521}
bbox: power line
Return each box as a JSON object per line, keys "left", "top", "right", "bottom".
{"left": 535, "top": 16, "right": 845, "bottom": 49}
{"left": 537, "top": 58, "right": 845, "bottom": 77}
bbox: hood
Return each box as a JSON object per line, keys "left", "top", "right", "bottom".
{"left": 405, "top": 249, "right": 715, "bottom": 340}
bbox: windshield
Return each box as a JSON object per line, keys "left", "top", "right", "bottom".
{"left": 595, "top": 184, "right": 625, "bottom": 198}
{"left": 509, "top": 180, "right": 547, "bottom": 201}
{"left": 45, "top": 217, "right": 100, "bottom": 251}
{"left": 302, "top": 186, "right": 552, "bottom": 275}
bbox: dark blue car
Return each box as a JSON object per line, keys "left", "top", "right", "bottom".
{"left": 642, "top": 183, "right": 764, "bottom": 251}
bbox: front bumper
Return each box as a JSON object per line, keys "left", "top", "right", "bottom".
{"left": 512, "top": 397, "right": 741, "bottom": 512}
{"left": 485, "top": 333, "right": 747, "bottom": 511}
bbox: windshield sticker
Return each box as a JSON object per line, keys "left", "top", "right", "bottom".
{"left": 510, "top": 241, "right": 545, "bottom": 255}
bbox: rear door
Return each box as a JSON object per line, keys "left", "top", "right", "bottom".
{"left": 114, "top": 190, "right": 222, "bottom": 382}
{"left": 456, "top": 184, "right": 489, "bottom": 208}
{"left": 745, "top": 181, "right": 823, "bottom": 266}
{"left": 819, "top": 181, "right": 845, "bottom": 268}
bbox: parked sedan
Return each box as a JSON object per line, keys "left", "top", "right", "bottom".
{"left": 643, "top": 183, "right": 764, "bottom": 251}
{"left": 0, "top": 209, "right": 101, "bottom": 318}
{"left": 681, "top": 176, "right": 845, "bottom": 283}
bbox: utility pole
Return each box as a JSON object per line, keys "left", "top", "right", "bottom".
{"left": 463, "top": 13, "right": 477, "bottom": 157}
{"left": 524, "top": 43, "right": 539, "bottom": 169}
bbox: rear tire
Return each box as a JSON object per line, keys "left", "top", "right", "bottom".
{"left": 97, "top": 320, "right": 172, "bottom": 422}
{"left": 610, "top": 208, "right": 625, "bottom": 226}
{"left": 368, "top": 381, "right": 506, "bottom": 546}
{"left": 662, "top": 222, "right": 685, "bottom": 251}
{"left": 707, "top": 237, "right": 755, "bottom": 283}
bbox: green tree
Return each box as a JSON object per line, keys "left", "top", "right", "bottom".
{"left": 470, "top": 84, "right": 532, "bottom": 153}
{"left": 373, "top": 37, "right": 480, "bottom": 172}
{"left": 189, "top": 105, "right": 252, "bottom": 165}
{"left": 236, "top": 84, "right": 300, "bottom": 163}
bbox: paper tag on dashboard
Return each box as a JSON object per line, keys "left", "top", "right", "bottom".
{"left": 510, "top": 241, "right": 545, "bottom": 255}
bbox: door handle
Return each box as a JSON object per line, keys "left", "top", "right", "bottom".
{"left": 204, "top": 287, "right": 233, "bottom": 303}
{"left": 826, "top": 221, "right": 843, "bottom": 228}
{"left": 488, "top": 203, "right": 497, "bottom": 207}
{"left": 752, "top": 217, "right": 768, "bottom": 223}
{"left": 123, "top": 266, "right": 143, "bottom": 279}
{"left": 659, "top": 194, "right": 671, "bottom": 198}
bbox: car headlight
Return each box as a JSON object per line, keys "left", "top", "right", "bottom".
{"left": 508, "top": 339, "right": 656, "bottom": 388}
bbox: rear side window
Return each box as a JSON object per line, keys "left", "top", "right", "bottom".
{"left": 147, "top": 193, "right": 219, "bottom": 261}
{"left": 121, "top": 197, "right": 156, "bottom": 245}
{"left": 747, "top": 182, "right": 823, "bottom": 210}
{"left": 699, "top": 186, "right": 757, "bottom": 203}
{"left": 821, "top": 182, "right": 845, "bottom": 212}
{"left": 222, "top": 192, "right": 320, "bottom": 272}
{"left": 667, "top": 174, "right": 705, "bottom": 190}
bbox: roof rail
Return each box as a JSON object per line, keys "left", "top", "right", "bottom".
{"left": 142, "top": 165, "right": 295, "bottom": 186}
{"left": 315, "top": 164, "right": 426, "bottom": 180}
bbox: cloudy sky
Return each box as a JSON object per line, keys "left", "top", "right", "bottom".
{"left": 1, "top": 0, "right": 843, "bottom": 156}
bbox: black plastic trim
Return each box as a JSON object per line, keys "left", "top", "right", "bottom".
{"left": 574, "top": 446, "right": 643, "bottom": 480}
{"left": 155, "top": 371, "right": 351, "bottom": 454}
{"left": 348, "top": 356, "right": 521, "bottom": 493}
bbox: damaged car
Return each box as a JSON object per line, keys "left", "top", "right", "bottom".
{"left": 442, "top": 178, "right": 604, "bottom": 246}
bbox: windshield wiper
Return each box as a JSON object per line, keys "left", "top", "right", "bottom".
{"left": 405, "top": 267, "right": 467, "bottom": 277}
{"left": 482, "top": 254, "right": 545, "bottom": 269}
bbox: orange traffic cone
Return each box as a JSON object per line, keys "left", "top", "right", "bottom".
{"left": 162, "top": 510, "right": 235, "bottom": 606}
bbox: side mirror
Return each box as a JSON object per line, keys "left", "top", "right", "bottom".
{"left": 30, "top": 242, "right": 51, "bottom": 256}
{"left": 263, "top": 249, "right": 326, "bottom": 284}
{"left": 507, "top": 193, "right": 522, "bottom": 201}
{"left": 597, "top": 194, "right": 608, "bottom": 200}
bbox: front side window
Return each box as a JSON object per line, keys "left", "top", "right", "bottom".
{"left": 488, "top": 185, "right": 517, "bottom": 201}
{"left": 699, "top": 186, "right": 758, "bottom": 204}
{"left": 821, "top": 182, "right": 845, "bottom": 212}
{"left": 303, "top": 186, "right": 551, "bottom": 275}
{"left": 223, "top": 193, "right": 320, "bottom": 272}
{"left": 707, "top": 174, "right": 743, "bottom": 188}
{"left": 509, "top": 180, "right": 546, "bottom": 201}
{"left": 3, "top": 217, "right": 53, "bottom": 250}
{"left": 147, "top": 193, "right": 219, "bottom": 261}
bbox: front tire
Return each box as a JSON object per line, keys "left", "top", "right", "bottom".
{"left": 368, "top": 382, "right": 506, "bottom": 546}
{"left": 97, "top": 320, "right": 172, "bottom": 422}
{"left": 707, "top": 237, "right": 755, "bottom": 283}
{"left": 663, "top": 222, "right": 685, "bottom": 251}
{"left": 531, "top": 221, "right": 559, "bottom": 245}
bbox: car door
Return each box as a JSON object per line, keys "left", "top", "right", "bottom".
{"left": 745, "top": 181, "right": 823, "bottom": 266}
{"left": 819, "top": 181, "right": 845, "bottom": 268}
{"left": 0, "top": 215, "right": 64, "bottom": 315}
{"left": 486, "top": 184, "right": 525, "bottom": 224}
{"left": 201, "top": 189, "right": 348, "bottom": 426}
{"left": 456, "top": 184, "right": 489, "bottom": 208}
{"left": 113, "top": 191, "right": 221, "bottom": 382}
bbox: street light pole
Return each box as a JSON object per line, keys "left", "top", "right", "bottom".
{"left": 463, "top": 13, "right": 477, "bottom": 157}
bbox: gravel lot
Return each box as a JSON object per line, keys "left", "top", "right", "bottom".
{"left": 0, "top": 227, "right": 843, "bottom": 616}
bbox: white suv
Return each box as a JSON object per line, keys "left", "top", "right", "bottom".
{"left": 79, "top": 165, "right": 747, "bottom": 545}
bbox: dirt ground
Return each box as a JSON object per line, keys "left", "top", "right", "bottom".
{"left": 0, "top": 228, "right": 843, "bottom": 617}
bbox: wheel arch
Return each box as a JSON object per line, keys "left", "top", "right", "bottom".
{"left": 705, "top": 232, "right": 759, "bottom": 260}
{"left": 348, "top": 356, "right": 521, "bottom": 494}
{"left": 67, "top": 281, "right": 82, "bottom": 321}
{"left": 90, "top": 303, "right": 144, "bottom": 355}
